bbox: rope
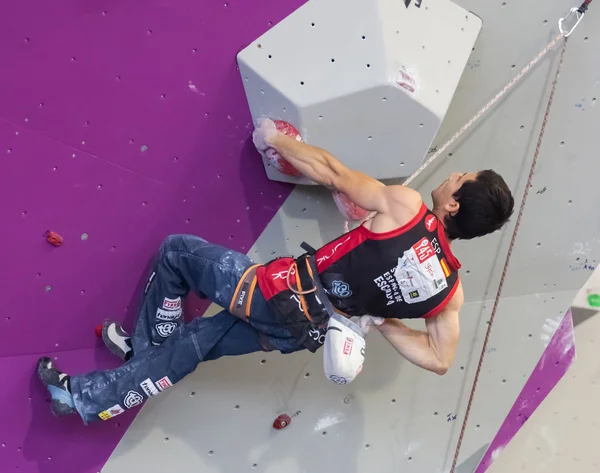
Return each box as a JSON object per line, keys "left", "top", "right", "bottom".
{"left": 403, "top": 32, "right": 564, "bottom": 187}
{"left": 449, "top": 36, "right": 569, "bottom": 473}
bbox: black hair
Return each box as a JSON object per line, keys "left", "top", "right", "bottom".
{"left": 444, "top": 170, "right": 514, "bottom": 240}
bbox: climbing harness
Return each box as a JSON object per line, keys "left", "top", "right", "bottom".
{"left": 229, "top": 250, "right": 335, "bottom": 353}
{"left": 446, "top": 3, "right": 591, "bottom": 472}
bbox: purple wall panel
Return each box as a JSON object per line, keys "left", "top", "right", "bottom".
{"left": 2, "top": 349, "right": 136, "bottom": 473}
{"left": 0, "top": 1, "right": 305, "bottom": 472}
{"left": 474, "top": 310, "right": 576, "bottom": 473}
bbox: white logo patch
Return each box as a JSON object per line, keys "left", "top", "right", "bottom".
{"left": 124, "top": 390, "right": 144, "bottom": 409}
{"left": 156, "top": 376, "right": 173, "bottom": 391}
{"left": 394, "top": 237, "right": 448, "bottom": 305}
{"left": 140, "top": 378, "right": 159, "bottom": 397}
{"left": 156, "top": 322, "right": 177, "bottom": 338}
{"left": 162, "top": 297, "right": 181, "bottom": 310}
{"left": 98, "top": 404, "right": 125, "bottom": 420}
{"left": 156, "top": 307, "right": 182, "bottom": 321}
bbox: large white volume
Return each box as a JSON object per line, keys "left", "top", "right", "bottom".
{"left": 237, "top": 0, "right": 482, "bottom": 184}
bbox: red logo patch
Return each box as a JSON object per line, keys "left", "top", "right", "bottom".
{"left": 156, "top": 376, "right": 173, "bottom": 391}
{"left": 425, "top": 215, "right": 438, "bottom": 232}
{"left": 343, "top": 337, "right": 354, "bottom": 355}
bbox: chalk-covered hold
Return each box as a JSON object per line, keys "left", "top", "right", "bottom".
{"left": 262, "top": 119, "right": 303, "bottom": 176}
{"left": 332, "top": 190, "right": 369, "bottom": 221}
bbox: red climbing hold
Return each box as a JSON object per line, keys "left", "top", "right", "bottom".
{"left": 273, "top": 414, "right": 291, "bottom": 429}
{"left": 264, "top": 120, "right": 302, "bottom": 176}
{"left": 332, "top": 190, "right": 369, "bottom": 221}
{"left": 94, "top": 324, "right": 103, "bottom": 338}
{"left": 45, "top": 231, "right": 64, "bottom": 247}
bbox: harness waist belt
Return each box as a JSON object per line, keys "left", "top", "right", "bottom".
{"left": 229, "top": 264, "right": 260, "bottom": 320}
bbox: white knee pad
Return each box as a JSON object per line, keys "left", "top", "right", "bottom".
{"left": 323, "top": 313, "right": 366, "bottom": 385}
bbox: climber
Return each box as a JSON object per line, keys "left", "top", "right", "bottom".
{"left": 37, "top": 117, "right": 514, "bottom": 424}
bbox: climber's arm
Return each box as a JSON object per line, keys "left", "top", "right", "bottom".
{"left": 253, "top": 118, "right": 421, "bottom": 213}
{"left": 377, "top": 288, "right": 463, "bottom": 375}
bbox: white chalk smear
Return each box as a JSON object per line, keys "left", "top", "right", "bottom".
{"left": 188, "top": 81, "right": 205, "bottom": 95}
{"left": 314, "top": 412, "right": 344, "bottom": 431}
{"left": 491, "top": 445, "right": 505, "bottom": 461}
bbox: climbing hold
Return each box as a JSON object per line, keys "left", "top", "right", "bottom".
{"left": 264, "top": 120, "right": 302, "bottom": 176}
{"left": 587, "top": 292, "right": 600, "bottom": 308}
{"left": 273, "top": 414, "right": 291, "bottom": 429}
{"left": 45, "top": 231, "right": 64, "bottom": 247}
{"left": 332, "top": 191, "right": 369, "bottom": 221}
{"left": 94, "top": 324, "right": 103, "bottom": 338}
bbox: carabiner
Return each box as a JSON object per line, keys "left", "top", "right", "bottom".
{"left": 558, "top": 7, "right": 585, "bottom": 37}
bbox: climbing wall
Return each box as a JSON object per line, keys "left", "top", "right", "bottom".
{"left": 2, "top": 1, "right": 599, "bottom": 473}
{"left": 101, "top": 0, "right": 600, "bottom": 472}
{"left": 0, "top": 1, "right": 298, "bottom": 472}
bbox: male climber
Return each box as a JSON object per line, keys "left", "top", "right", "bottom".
{"left": 37, "top": 117, "right": 514, "bottom": 424}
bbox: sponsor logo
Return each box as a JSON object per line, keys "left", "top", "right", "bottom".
{"left": 331, "top": 280, "right": 352, "bottom": 298}
{"left": 329, "top": 375, "right": 348, "bottom": 385}
{"left": 156, "top": 322, "right": 177, "bottom": 338}
{"left": 156, "top": 308, "right": 182, "bottom": 321}
{"left": 272, "top": 267, "right": 294, "bottom": 281}
{"left": 140, "top": 378, "right": 159, "bottom": 397}
{"left": 98, "top": 404, "right": 125, "bottom": 421}
{"left": 124, "top": 390, "right": 144, "bottom": 409}
{"left": 425, "top": 215, "right": 438, "bottom": 232}
{"left": 156, "top": 376, "right": 173, "bottom": 391}
{"left": 144, "top": 271, "right": 156, "bottom": 295}
{"left": 290, "top": 294, "right": 304, "bottom": 313}
{"left": 343, "top": 337, "right": 354, "bottom": 355}
{"left": 316, "top": 235, "right": 352, "bottom": 266}
{"left": 308, "top": 327, "right": 326, "bottom": 345}
{"left": 162, "top": 297, "right": 181, "bottom": 310}
{"left": 236, "top": 282, "right": 249, "bottom": 308}
{"left": 409, "top": 290, "right": 420, "bottom": 299}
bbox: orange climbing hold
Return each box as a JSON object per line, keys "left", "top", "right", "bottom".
{"left": 45, "top": 231, "right": 64, "bottom": 247}
{"left": 264, "top": 120, "right": 302, "bottom": 176}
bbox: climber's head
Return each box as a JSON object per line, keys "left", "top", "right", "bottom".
{"left": 431, "top": 170, "right": 514, "bottom": 240}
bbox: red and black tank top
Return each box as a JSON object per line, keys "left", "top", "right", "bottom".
{"left": 256, "top": 203, "right": 461, "bottom": 320}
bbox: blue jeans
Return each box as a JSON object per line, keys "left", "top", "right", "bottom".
{"left": 70, "top": 235, "right": 305, "bottom": 424}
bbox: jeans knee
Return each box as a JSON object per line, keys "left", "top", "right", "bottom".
{"left": 160, "top": 235, "right": 183, "bottom": 253}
